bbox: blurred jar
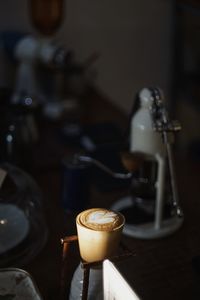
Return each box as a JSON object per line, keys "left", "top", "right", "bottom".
{"left": 29, "top": 0, "right": 65, "bottom": 36}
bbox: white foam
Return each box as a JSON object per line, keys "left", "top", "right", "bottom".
{"left": 87, "top": 211, "right": 117, "bottom": 224}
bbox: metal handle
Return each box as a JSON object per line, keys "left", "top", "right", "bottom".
{"left": 164, "top": 133, "right": 183, "bottom": 218}
{"left": 149, "top": 87, "right": 183, "bottom": 218}
{"left": 76, "top": 155, "right": 132, "bottom": 179}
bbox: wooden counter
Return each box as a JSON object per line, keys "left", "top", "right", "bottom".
{"left": 7, "top": 88, "right": 200, "bottom": 300}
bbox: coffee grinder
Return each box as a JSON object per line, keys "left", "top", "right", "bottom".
{"left": 112, "top": 87, "right": 183, "bottom": 239}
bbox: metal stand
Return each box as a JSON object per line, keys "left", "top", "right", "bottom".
{"left": 112, "top": 196, "right": 183, "bottom": 239}
{"left": 60, "top": 235, "right": 134, "bottom": 300}
{"left": 60, "top": 235, "right": 78, "bottom": 300}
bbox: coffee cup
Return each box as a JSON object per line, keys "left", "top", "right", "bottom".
{"left": 76, "top": 208, "right": 125, "bottom": 263}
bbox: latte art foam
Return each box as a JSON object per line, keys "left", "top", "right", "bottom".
{"left": 88, "top": 211, "right": 117, "bottom": 224}
{"left": 78, "top": 208, "right": 124, "bottom": 231}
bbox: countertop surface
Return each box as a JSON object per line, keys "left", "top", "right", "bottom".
{"left": 2, "top": 88, "right": 200, "bottom": 300}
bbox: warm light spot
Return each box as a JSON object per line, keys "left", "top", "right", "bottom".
{"left": 0, "top": 219, "right": 7, "bottom": 225}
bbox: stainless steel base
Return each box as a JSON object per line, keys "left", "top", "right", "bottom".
{"left": 111, "top": 196, "right": 183, "bottom": 239}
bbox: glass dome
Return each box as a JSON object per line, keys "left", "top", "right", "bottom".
{"left": 0, "top": 162, "right": 48, "bottom": 267}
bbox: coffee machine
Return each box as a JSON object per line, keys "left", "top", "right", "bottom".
{"left": 111, "top": 87, "right": 183, "bottom": 239}
{"left": 75, "top": 87, "right": 183, "bottom": 239}
{"left": 11, "top": 0, "right": 73, "bottom": 106}
{"left": 12, "top": 34, "right": 72, "bottom": 104}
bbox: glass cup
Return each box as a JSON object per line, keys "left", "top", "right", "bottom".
{"left": 76, "top": 208, "right": 125, "bottom": 263}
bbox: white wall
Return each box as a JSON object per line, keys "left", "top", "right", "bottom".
{"left": 0, "top": 0, "right": 173, "bottom": 113}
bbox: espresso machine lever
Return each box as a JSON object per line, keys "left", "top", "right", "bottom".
{"left": 150, "top": 88, "right": 183, "bottom": 218}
